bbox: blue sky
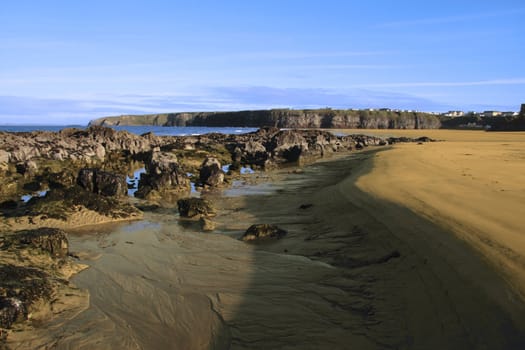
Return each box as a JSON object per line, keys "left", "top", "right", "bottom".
{"left": 1, "top": 0, "right": 524, "bottom": 124}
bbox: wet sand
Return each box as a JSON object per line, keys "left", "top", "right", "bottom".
{"left": 8, "top": 130, "right": 525, "bottom": 349}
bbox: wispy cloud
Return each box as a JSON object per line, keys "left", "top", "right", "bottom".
{"left": 378, "top": 8, "right": 525, "bottom": 27}
{"left": 354, "top": 78, "right": 525, "bottom": 88}
{"left": 2, "top": 80, "right": 522, "bottom": 125}
{"left": 0, "top": 88, "right": 447, "bottom": 124}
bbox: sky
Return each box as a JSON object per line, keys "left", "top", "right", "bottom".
{"left": 0, "top": 0, "right": 524, "bottom": 125}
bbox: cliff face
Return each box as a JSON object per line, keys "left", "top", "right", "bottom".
{"left": 89, "top": 109, "right": 442, "bottom": 129}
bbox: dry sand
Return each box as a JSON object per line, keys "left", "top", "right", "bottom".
{"left": 7, "top": 129, "right": 525, "bottom": 349}
{"left": 346, "top": 129, "right": 525, "bottom": 299}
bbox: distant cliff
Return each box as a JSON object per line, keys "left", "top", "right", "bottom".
{"left": 88, "top": 109, "right": 442, "bottom": 129}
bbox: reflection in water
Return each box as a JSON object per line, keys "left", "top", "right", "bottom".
{"left": 121, "top": 220, "right": 162, "bottom": 233}
{"left": 240, "top": 166, "right": 255, "bottom": 174}
{"left": 20, "top": 189, "right": 48, "bottom": 202}
{"left": 126, "top": 168, "right": 146, "bottom": 196}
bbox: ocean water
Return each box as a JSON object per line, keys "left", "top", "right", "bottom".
{"left": 0, "top": 125, "right": 258, "bottom": 136}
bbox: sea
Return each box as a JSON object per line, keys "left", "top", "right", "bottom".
{"left": 0, "top": 125, "right": 258, "bottom": 136}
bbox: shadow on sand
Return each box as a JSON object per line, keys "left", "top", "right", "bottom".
{"left": 210, "top": 150, "right": 525, "bottom": 349}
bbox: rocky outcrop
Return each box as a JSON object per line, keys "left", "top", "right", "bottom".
{"left": 135, "top": 151, "right": 190, "bottom": 198}
{"left": 177, "top": 198, "right": 215, "bottom": 218}
{"left": 0, "top": 125, "right": 153, "bottom": 165}
{"left": 0, "top": 126, "right": 434, "bottom": 202}
{"left": 199, "top": 157, "right": 224, "bottom": 187}
{"left": 3, "top": 228, "right": 69, "bottom": 259}
{"left": 77, "top": 169, "right": 127, "bottom": 197}
{"left": 241, "top": 224, "right": 288, "bottom": 241}
{"left": 89, "top": 109, "right": 442, "bottom": 129}
{"left": 0, "top": 187, "right": 142, "bottom": 225}
{"left": 0, "top": 228, "right": 87, "bottom": 343}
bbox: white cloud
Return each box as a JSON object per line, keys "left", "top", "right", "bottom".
{"left": 354, "top": 78, "right": 525, "bottom": 88}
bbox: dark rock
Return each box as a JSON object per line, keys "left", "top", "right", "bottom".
{"left": 77, "top": 168, "right": 127, "bottom": 197}
{"left": 11, "top": 228, "right": 69, "bottom": 259}
{"left": 0, "top": 200, "right": 17, "bottom": 210}
{"left": 270, "top": 130, "right": 309, "bottom": 162}
{"left": 241, "top": 224, "right": 287, "bottom": 241}
{"left": 242, "top": 140, "right": 269, "bottom": 166}
{"left": 0, "top": 297, "right": 26, "bottom": 329}
{"left": 15, "top": 161, "right": 38, "bottom": 176}
{"left": 0, "top": 265, "right": 52, "bottom": 329}
{"left": 136, "top": 151, "right": 190, "bottom": 198}
{"left": 95, "top": 170, "right": 127, "bottom": 197}
{"left": 20, "top": 187, "right": 141, "bottom": 221}
{"left": 177, "top": 198, "right": 215, "bottom": 218}
{"left": 77, "top": 168, "right": 96, "bottom": 192}
{"left": 199, "top": 157, "right": 224, "bottom": 187}
{"left": 416, "top": 136, "right": 434, "bottom": 142}
{"left": 299, "top": 204, "right": 313, "bottom": 210}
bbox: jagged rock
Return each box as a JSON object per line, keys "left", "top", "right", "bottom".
{"left": 77, "top": 168, "right": 96, "bottom": 192}
{"left": 0, "top": 297, "right": 26, "bottom": 329}
{"left": 241, "top": 224, "right": 287, "bottom": 241}
{"left": 241, "top": 140, "right": 269, "bottom": 166}
{"left": 177, "top": 198, "right": 215, "bottom": 218}
{"left": 16, "top": 160, "right": 38, "bottom": 176}
{"left": 0, "top": 265, "right": 52, "bottom": 329}
{"left": 77, "top": 168, "right": 127, "bottom": 197}
{"left": 136, "top": 151, "right": 190, "bottom": 198}
{"left": 199, "top": 157, "right": 224, "bottom": 187}
{"left": 8, "top": 228, "right": 69, "bottom": 259}
{"left": 270, "top": 130, "right": 309, "bottom": 162}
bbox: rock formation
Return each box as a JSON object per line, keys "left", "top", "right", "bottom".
{"left": 135, "top": 150, "right": 190, "bottom": 199}
{"left": 177, "top": 198, "right": 215, "bottom": 218}
{"left": 241, "top": 224, "right": 288, "bottom": 241}
{"left": 199, "top": 157, "right": 224, "bottom": 187}
{"left": 0, "top": 228, "right": 87, "bottom": 342}
{"left": 77, "top": 169, "right": 127, "bottom": 197}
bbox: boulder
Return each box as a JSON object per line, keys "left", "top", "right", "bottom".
{"left": 16, "top": 160, "right": 38, "bottom": 176}
{"left": 241, "top": 224, "right": 287, "bottom": 241}
{"left": 10, "top": 228, "right": 69, "bottom": 259}
{"left": 96, "top": 171, "right": 127, "bottom": 197}
{"left": 77, "top": 168, "right": 127, "bottom": 197}
{"left": 199, "top": 157, "right": 224, "bottom": 187}
{"left": 242, "top": 141, "right": 269, "bottom": 166}
{"left": 77, "top": 168, "right": 96, "bottom": 192}
{"left": 0, "top": 297, "right": 26, "bottom": 329}
{"left": 177, "top": 198, "right": 215, "bottom": 218}
{"left": 136, "top": 151, "right": 190, "bottom": 198}
{"left": 0, "top": 265, "right": 52, "bottom": 329}
{"left": 270, "top": 130, "right": 309, "bottom": 162}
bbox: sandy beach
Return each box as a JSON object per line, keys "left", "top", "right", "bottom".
{"left": 7, "top": 130, "right": 525, "bottom": 349}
